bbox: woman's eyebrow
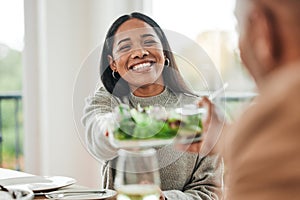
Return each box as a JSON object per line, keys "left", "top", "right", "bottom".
{"left": 117, "top": 38, "right": 130, "bottom": 46}
{"left": 141, "top": 33, "right": 155, "bottom": 38}
{"left": 116, "top": 34, "right": 155, "bottom": 46}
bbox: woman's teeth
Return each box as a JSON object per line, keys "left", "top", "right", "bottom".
{"left": 131, "top": 62, "right": 152, "bottom": 71}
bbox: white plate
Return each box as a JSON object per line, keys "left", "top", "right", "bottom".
{"left": 111, "top": 138, "right": 174, "bottom": 149}
{"left": 27, "top": 176, "right": 76, "bottom": 192}
{"left": 111, "top": 134, "right": 203, "bottom": 149}
{"left": 45, "top": 189, "right": 117, "bottom": 200}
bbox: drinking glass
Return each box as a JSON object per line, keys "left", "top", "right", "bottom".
{"left": 174, "top": 104, "right": 205, "bottom": 144}
{"left": 114, "top": 148, "right": 161, "bottom": 200}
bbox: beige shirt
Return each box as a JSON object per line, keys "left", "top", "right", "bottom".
{"left": 222, "top": 64, "right": 300, "bottom": 199}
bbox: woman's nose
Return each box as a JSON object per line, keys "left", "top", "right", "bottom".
{"left": 130, "top": 48, "right": 149, "bottom": 59}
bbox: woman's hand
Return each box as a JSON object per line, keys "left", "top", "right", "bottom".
{"left": 90, "top": 114, "right": 119, "bottom": 160}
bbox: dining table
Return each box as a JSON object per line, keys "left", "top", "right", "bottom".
{"left": 0, "top": 167, "right": 117, "bottom": 200}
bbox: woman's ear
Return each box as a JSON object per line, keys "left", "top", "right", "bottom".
{"left": 107, "top": 55, "right": 117, "bottom": 71}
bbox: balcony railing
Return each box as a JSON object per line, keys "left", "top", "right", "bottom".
{"left": 0, "top": 92, "right": 22, "bottom": 170}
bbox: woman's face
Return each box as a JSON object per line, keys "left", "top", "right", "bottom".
{"left": 109, "top": 18, "right": 165, "bottom": 91}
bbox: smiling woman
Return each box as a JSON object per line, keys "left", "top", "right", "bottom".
{"left": 100, "top": 12, "right": 194, "bottom": 99}
{"left": 108, "top": 19, "right": 166, "bottom": 96}
{"left": 81, "top": 12, "right": 223, "bottom": 200}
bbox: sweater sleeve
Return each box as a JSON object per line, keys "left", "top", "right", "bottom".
{"left": 81, "top": 87, "right": 120, "bottom": 161}
{"left": 163, "top": 155, "right": 224, "bottom": 200}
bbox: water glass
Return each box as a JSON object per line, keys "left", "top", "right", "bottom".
{"left": 115, "top": 148, "right": 161, "bottom": 200}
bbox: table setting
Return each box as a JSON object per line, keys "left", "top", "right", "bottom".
{"left": 0, "top": 168, "right": 117, "bottom": 200}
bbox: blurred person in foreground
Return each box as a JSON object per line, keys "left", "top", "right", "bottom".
{"left": 177, "top": 0, "right": 300, "bottom": 199}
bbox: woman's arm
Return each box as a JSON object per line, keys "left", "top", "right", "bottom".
{"left": 82, "top": 87, "right": 120, "bottom": 161}
{"left": 163, "top": 155, "right": 224, "bottom": 200}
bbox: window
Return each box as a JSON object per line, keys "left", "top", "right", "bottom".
{"left": 0, "top": 0, "right": 24, "bottom": 170}
{"left": 152, "top": 0, "right": 255, "bottom": 92}
{"left": 151, "top": 0, "right": 256, "bottom": 120}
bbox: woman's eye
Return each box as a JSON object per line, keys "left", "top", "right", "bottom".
{"left": 144, "top": 40, "right": 157, "bottom": 46}
{"left": 119, "top": 45, "right": 131, "bottom": 51}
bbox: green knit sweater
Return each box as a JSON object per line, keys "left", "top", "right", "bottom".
{"left": 82, "top": 86, "right": 223, "bottom": 199}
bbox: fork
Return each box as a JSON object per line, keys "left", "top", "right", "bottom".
{"left": 35, "top": 190, "right": 106, "bottom": 199}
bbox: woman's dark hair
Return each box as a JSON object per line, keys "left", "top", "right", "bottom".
{"left": 100, "top": 12, "right": 194, "bottom": 98}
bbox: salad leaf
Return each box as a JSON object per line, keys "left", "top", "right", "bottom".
{"left": 112, "top": 104, "right": 203, "bottom": 140}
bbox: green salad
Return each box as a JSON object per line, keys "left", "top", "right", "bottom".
{"left": 112, "top": 104, "right": 203, "bottom": 141}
